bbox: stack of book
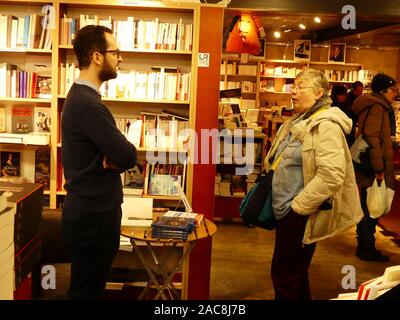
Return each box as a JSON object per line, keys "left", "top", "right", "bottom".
{"left": 151, "top": 211, "right": 200, "bottom": 240}
{"left": 0, "top": 191, "right": 14, "bottom": 300}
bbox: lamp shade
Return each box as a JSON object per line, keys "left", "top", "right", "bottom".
{"left": 226, "top": 14, "right": 260, "bottom": 55}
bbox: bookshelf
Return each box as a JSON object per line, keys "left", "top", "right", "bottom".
{"left": 55, "top": 0, "right": 199, "bottom": 209}
{"left": 220, "top": 54, "right": 364, "bottom": 110}
{"left": 0, "top": 0, "right": 53, "bottom": 200}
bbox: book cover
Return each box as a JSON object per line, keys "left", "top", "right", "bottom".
{"left": 0, "top": 152, "right": 20, "bottom": 177}
{"left": 124, "top": 162, "right": 144, "bottom": 194}
{"left": 0, "top": 107, "right": 6, "bottom": 132}
{"left": 33, "top": 107, "right": 51, "bottom": 133}
{"left": 11, "top": 106, "right": 33, "bottom": 133}
{"left": 34, "top": 71, "right": 52, "bottom": 98}
{"left": 151, "top": 216, "right": 194, "bottom": 232}
{"left": 148, "top": 174, "right": 181, "bottom": 196}
{"left": 34, "top": 147, "right": 50, "bottom": 190}
{"left": 164, "top": 210, "right": 204, "bottom": 226}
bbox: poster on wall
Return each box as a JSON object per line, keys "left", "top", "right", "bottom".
{"left": 328, "top": 43, "right": 346, "bottom": 63}
{"left": 294, "top": 39, "right": 311, "bottom": 61}
{"left": 250, "top": 38, "right": 266, "bottom": 59}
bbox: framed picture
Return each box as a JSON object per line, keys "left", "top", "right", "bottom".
{"left": 251, "top": 38, "right": 266, "bottom": 59}
{"left": 328, "top": 43, "right": 346, "bottom": 63}
{"left": 294, "top": 39, "right": 311, "bottom": 61}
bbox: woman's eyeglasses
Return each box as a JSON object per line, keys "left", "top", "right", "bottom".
{"left": 291, "top": 86, "right": 313, "bottom": 93}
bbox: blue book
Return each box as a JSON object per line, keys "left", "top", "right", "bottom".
{"left": 23, "top": 15, "right": 30, "bottom": 48}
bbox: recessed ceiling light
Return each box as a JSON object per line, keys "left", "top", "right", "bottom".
{"left": 314, "top": 17, "right": 321, "bottom": 23}
{"left": 299, "top": 23, "right": 306, "bottom": 30}
{"left": 284, "top": 28, "right": 292, "bottom": 33}
{"left": 274, "top": 31, "right": 281, "bottom": 38}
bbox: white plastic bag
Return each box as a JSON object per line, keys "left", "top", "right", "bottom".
{"left": 366, "top": 179, "right": 395, "bottom": 218}
{"left": 350, "top": 135, "right": 369, "bottom": 163}
{"left": 385, "top": 187, "right": 395, "bottom": 214}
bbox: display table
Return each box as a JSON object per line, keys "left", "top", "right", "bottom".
{"left": 120, "top": 218, "right": 217, "bottom": 300}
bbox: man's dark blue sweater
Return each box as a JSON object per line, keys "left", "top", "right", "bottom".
{"left": 61, "top": 83, "right": 137, "bottom": 213}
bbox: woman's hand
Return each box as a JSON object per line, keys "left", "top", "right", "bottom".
{"left": 375, "top": 172, "right": 385, "bottom": 185}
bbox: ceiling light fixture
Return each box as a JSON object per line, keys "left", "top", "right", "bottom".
{"left": 274, "top": 31, "right": 281, "bottom": 38}
{"left": 314, "top": 17, "right": 321, "bottom": 23}
{"left": 284, "top": 28, "right": 292, "bottom": 33}
{"left": 299, "top": 23, "right": 306, "bottom": 30}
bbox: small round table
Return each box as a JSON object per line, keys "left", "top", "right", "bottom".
{"left": 121, "top": 218, "right": 217, "bottom": 300}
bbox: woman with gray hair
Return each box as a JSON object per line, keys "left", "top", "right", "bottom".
{"left": 264, "top": 69, "right": 363, "bottom": 300}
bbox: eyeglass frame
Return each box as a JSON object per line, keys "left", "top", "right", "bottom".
{"left": 99, "top": 49, "right": 122, "bottom": 57}
{"left": 291, "top": 85, "right": 314, "bottom": 93}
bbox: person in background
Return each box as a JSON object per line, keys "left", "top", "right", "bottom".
{"left": 264, "top": 69, "right": 363, "bottom": 300}
{"left": 346, "top": 81, "right": 364, "bottom": 108}
{"left": 331, "top": 84, "right": 348, "bottom": 108}
{"left": 352, "top": 73, "right": 397, "bottom": 262}
{"left": 61, "top": 25, "right": 137, "bottom": 299}
{"left": 331, "top": 84, "right": 357, "bottom": 147}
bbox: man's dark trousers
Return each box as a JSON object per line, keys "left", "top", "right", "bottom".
{"left": 62, "top": 206, "right": 122, "bottom": 300}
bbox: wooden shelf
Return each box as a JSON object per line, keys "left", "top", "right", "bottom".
{"left": 259, "top": 91, "right": 292, "bottom": 95}
{"left": 0, "top": 97, "right": 51, "bottom": 103}
{"left": 309, "top": 61, "right": 363, "bottom": 67}
{"left": 226, "top": 74, "right": 257, "bottom": 77}
{"left": 44, "top": 190, "right": 50, "bottom": 195}
{"left": 143, "top": 195, "right": 181, "bottom": 201}
{"left": 57, "top": 95, "right": 189, "bottom": 104}
{"left": 260, "top": 75, "right": 296, "bottom": 79}
{"left": 58, "top": 44, "right": 192, "bottom": 55}
{"left": 57, "top": 190, "right": 67, "bottom": 195}
{"left": 0, "top": 133, "right": 50, "bottom": 146}
{"left": 263, "top": 59, "right": 308, "bottom": 64}
{"left": 0, "top": 48, "right": 52, "bottom": 54}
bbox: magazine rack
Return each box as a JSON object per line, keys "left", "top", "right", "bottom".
{"left": 120, "top": 218, "right": 216, "bottom": 300}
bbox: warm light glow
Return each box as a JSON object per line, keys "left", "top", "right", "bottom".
{"left": 284, "top": 28, "right": 292, "bottom": 33}
{"left": 314, "top": 17, "right": 321, "bottom": 23}
{"left": 274, "top": 31, "right": 281, "bottom": 38}
{"left": 239, "top": 17, "right": 251, "bottom": 33}
{"left": 299, "top": 23, "right": 306, "bottom": 30}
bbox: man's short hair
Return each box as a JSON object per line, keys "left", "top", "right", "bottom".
{"left": 73, "top": 25, "right": 112, "bottom": 70}
{"left": 351, "top": 81, "right": 363, "bottom": 90}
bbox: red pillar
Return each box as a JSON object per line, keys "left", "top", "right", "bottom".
{"left": 188, "top": 5, "right": 224, "bottom": 299}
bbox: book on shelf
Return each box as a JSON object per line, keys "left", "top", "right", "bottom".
{"left": 123, "top": 162, "right": 145, "bottom": 196}
{"left": 11, "top": 106, "right": 33, "bottom": 133}
{"left": 33, "top": 107, "right": 51, "bottom": 133}
{"left": 0, "top": 108, "right": 5, "bottom": 133}
{"left": 0, "top": 152, "right": 20, "bottom": 177}
{"left": 34, "top": 65, "right": 52, "bottom": 98}
{"left": 34, "top": 148, "right": 50, "bottom": 190}
{"left": 148, "top": 174, "right": 182, "bottom": 196}
{"left": 126, "top": 118, "right": 143, "bottom": 148}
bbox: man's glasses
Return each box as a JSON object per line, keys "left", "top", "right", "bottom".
{"left": 100, "top": 49, "right": 121, "bottom": 57}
